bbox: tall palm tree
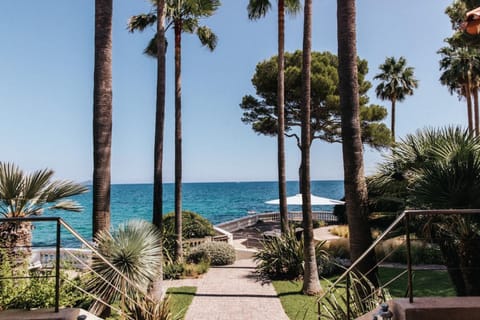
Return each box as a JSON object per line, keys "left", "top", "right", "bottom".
{"left": 374, "top": 56, "right": 418, "bottom": 142}
{"left": 247, "top": 0, "right": 301, "bottom": 234}
{"left": 129, "top": 0, "right": 220, "bottom": 261}
{"left": 0, "top": 163, "right": 88, "bottom": 260}
{"left": 439, "top": 46, "right": 480, "bottom": 135}
{"left": 300, "top": 0, "right": 321, "bottom": 295}
{"left": 337, "top": 0, "right": 377, "bottom": 284}
{"left": 93, "top": 0, "right": 113, "bottom": 239}
{"left": 153, "top": 0, "right": 166, "bottom": 231}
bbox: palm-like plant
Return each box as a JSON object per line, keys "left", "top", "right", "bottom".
{"left": 87, "top": 219, "right": 163, "bottom": 316}
{"left": 129, "top": 0, "right": 219, "bottom": 262}
{"left": 371, "top": 126, "right": 480, "bottom": 295}
{"left": 0, "top": 162, "right": 88, "bottom": 259}
{"left": 374, "top": 56, "right": 418, "bottom": 142}
{"left": 439, "top": 46, "right": 480, "bottom": 135}
{"left": 247, "top": 0, "right": 301, "bottom": 235}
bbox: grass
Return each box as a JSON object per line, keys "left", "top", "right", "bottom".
{"left": 378, "top": 268, "right": 455, "bottom": 297}
{"left": 166, "top": 286, "right": 197, "bottom": 320}
{"left": 273, "top": 268, "right": 454, "bottom": 320}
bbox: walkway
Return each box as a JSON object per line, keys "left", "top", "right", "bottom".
{"left": 184, "top": 259, "right": 289, "bottom": 320}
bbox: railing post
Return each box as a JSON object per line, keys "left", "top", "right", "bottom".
{"left": 405, "top": 211, "right": 413, "bottom": 303}
{"left": 346, "top": 271, "right": 351, "bottom": 319}
{"left": 55, "top": 219, "right": 61, "bottom": 313}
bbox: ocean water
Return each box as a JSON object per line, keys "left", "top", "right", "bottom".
{"left": 32, "top": 180, "right": 343, "bottom": 247}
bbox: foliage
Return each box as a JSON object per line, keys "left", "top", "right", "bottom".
{"left": 318, "top": 272, "right": 388, "bottom": 320}
{"left": 0, "top": 162, "right": 88, "bottom": 218}
{"left": 163, "top": 211, "right": 215, "bottom": 259}
{"left": 272, "top": 280, "right": 319, "bottom": 320}
{"left": 166, "top": 286, "right": 197, "bottom": 320}
{"left": 87, "top": 220, "right": 163, "bottom": 315}
{"left": 378, "top": 268, "right": 455, "bottom": 298}
{"left": 254, "top": 229, "right": 334, "bottom": 281}
{"left": 329, "top": 225, "right": 349, "bottom": 238}
{"left": 187, "top": 242, "right": 235, "bottom": 266}
{"left": 239, "top": 50, "right": 392, "bottom": 150}
{"left": 374, "top": 56, "right": 418, "bottom": 104}
{"left": 0, "top": 252, "right": 91, "bottom": 310}
{"left": 128, "top": 0, "right": 220, "bottom": 56}
{"left": 375, "top": 238, "right": 444, "bottom": 265}
{"left": 163, "top": 260, "right": 209, "bottom": 280}
{"left": 127, "top": 294, "right": 173, "bottom": 320}
{"left": 163, "top": 211, "right": 215, "bottom": 239}
{"left": 369, "top": 126, "right": 480, "bottom": 295}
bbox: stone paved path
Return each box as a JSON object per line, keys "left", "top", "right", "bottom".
{"left": 184, "top": 259, "right": 289, "bottom": 320}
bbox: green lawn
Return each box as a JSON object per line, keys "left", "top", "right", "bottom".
{"left": 166, "top": 286, "right": 197, "bottom": 320}
{"left": 273, "top": 268, "right": 454, "bottom": 320}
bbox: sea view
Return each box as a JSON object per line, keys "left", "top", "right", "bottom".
{"left": 32, "top": 180, "right": 343, "bottom": 247}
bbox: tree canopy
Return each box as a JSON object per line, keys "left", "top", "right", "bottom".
{"left": 239, "top": 50, "right": 391, "bottom": 149}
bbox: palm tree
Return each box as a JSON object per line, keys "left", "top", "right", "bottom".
{"left": 247, "top": 0, "right": 301, "bottom": 234}
{"left": 0, "top": 163, "right": 88, "bottom": 261}
{"left": 374, "top": 56, "right": 418, "bottom": 142}
{"left": 93, "top": 0, "right": 113, "bottom": 239}
{"left": 337, "top": 0, "right": 377, "bottom": 284}
{"left": 129, "top": 0, "right": 220, "bottom": 261}
{"left": 153, "top": 0, "right": 166, "bottom": 231}
{"left": 87, "top": 220, "right": 163, "bottom": 316}
{"left": 439, "top": 46, "right": 480, "bottom": 135}
{"left": 371, "top": 127, "right": 480, "bottom": 296}
{"left": 300, "top": 0, "right": 321, "bottom": 295}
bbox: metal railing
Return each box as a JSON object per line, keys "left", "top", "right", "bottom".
{"left": 216, "top": 211, "right": 337, "bottom": 233}
{"left": 316, "top": 209, "right": 480, "bottom": 320}
{"left": 0, "top": 216, "right": 156, "bottom": 317}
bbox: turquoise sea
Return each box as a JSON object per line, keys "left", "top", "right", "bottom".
{"left": 32, "top": 180, "right": 343, "bottom": 247}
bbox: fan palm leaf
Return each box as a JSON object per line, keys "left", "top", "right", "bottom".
{"left": 87, "top": 220, "right": 163, "bottom": 315}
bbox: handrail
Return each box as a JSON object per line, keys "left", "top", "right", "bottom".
{"left": 0, "top": 216, "right": 156, "bottom": 317}
{"left": 317, "top": 208, "right": 480, "bottom": 319}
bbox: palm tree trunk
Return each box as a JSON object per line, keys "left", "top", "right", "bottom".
{"left": 337, "top": 0, "right": 377, "bottom": 284}
{"left": 465, "top": 82, "right": 473, "bottom": 134}
{"left": 301, "top": 0, "right": 321, "bottom": 295}
{"left": 174, "top": 19, "right": 183, "bottom": 262}
{"left": 153, "top": 0, "right": 166, "bottom": 230}
{"left": 151, "top": 0, "right": 166, "bottom": 299}
{"left": 473, "top": 87, "right": 479, "bottom": 136}
{"left": 391, "top": 98, "right": 396, "bottom": 142}
{"left": 277, "top": 0, "right": 288, "bottom": 234}
{"left": 0, "top": 222, "right": 33, "bottom": 268}
{"left": 93, "top": 0, "right": 113, "bottom": 239}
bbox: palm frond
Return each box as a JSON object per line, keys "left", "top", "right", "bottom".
{"left": 127, "top": 13, "right": 157, "bottom": 32}
{"left": 247, "top": 0, "right": 272, "bottom": 20}
{"left": 196, "top": 26, "right": 217, "bottom": 51}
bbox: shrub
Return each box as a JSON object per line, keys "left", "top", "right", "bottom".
{"left": 324, "top": 238, "right": 350, "bottom": 259}
{"left": 163, "top": 211, "right": 215, "bottom": 239}
{"left": 329, "top": 225, "right": 349, "bottom": 238}
{"left": 254, "top": 229, "right": 304, "bottom": 281}
{"left": 163, "top": 261, "right": 210, "bottom": 280}
{"left": 254, "top": 229, "right": 333, "bottom": 281}
{"left": 187, "top": 242, "right": 236, "bottom": 266}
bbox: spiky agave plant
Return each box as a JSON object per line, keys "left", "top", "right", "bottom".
{"left": 87, "top": 219, "right": 163, "bottom": 316}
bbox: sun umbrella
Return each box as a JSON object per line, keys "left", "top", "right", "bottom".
{"left": 265, "top": 193, "right": 345, "bottom": 206}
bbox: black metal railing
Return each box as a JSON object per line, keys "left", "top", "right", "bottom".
{"left": 0, "top": 216, "right": 152, "bottom": 317}
{"left": 316, "top": 209, "right": 480, "bottom": 320}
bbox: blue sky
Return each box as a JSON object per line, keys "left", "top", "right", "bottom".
{"left": 0, "top": 0, "right": 465, "bottom": 183}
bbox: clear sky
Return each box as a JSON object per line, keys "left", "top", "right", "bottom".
{"left": 0, "top": 0, "right": 465, "bottom": 183}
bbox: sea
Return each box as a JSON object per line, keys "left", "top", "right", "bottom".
{"left": 32, "top": 180, "right": 344, "bottom": 247}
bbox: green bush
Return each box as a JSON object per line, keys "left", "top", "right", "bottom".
{"left": 163, "top": 211, "right": 215, "bottom": 239}
{"left": 254, "top": 229, "right": 334, "bottom": 281}
{"left": 187, "top": 242, "right": 235, "bottom": 266}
